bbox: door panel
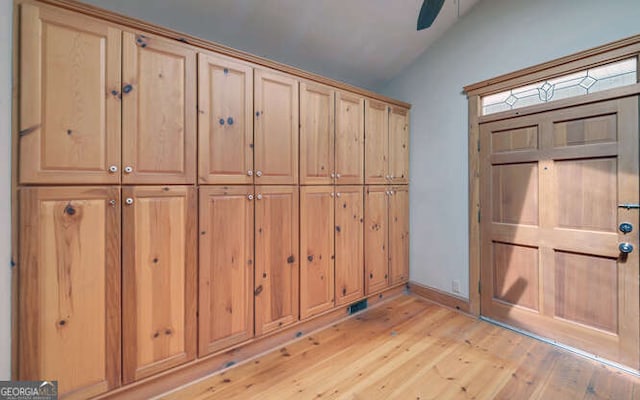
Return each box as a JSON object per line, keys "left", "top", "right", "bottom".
{"left": 364, "top": 186, "right": 389, "bottom": 294}
{"left": 389, "top": 107, "right": 409, "bottom": 184}
{"left": 389, "top": 186, "right": 409, "bottom": 284}
{"left": 300, "top": 186, "right": 335, "bottom": 318}
{"left": 254, "top": 69, "right": 299, "bottom": 184}
{"left": 122, "top": 186, "right": 197, "bottom": 382}
{"left": 199, "top": 186, "right": 254, "bottom": 355}
{"left": 122, "top": 32, "right": 196, "bottom": 184}
{"left": 198, "top": 53, "right": 254, "bottom": 184}
{"left": 255, "top": 186, "right": 299, "bottom": 335}
{"left": 19, "top": 4, "right": 121, "bottom": 184}
{"left": 19, "top": 187, "right": 121, "bottom": 398}
{"left": 335, "top": 186, "right": 364, "bottom": 305}
{"left": 480, "top": 98, "right": 640, "bottom": 370}
{"left": 335, "top": 92, "right": 364, "bottom": 185}
{"left": 365, "top": 99, "right": 389, "bottom": 185}
{"left": 300, "top": 82, "right": 335, "bottom": 185}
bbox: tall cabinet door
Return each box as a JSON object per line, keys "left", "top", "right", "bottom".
{"left": 364, "top": 186, "right": 389, "bottom": 294}
{"left": 335, "top": 92, "right": 364, "bottom": 185}
{"left": 19, "top": 187, "right": 121, "bottom": 398}
{"left": 389, "top": 186, "right": 409, "bottom": 284}
{"left": 122, "top": 32, "right": 196, "bottom": 184}
{"left": 300, "top": 186, "right": 335, "bottom": 319}
{"left": 335, "top": 186, "right": 364, "bottom": 305}
{"left": 364, "top": 100, "right": 389, "bottom": 185}
{"left": 255, "top": 186, "right": 299, "bottom": 335}
{"left": 254, "top": 69, "right": 299, "bottom": 185}
{"left": 19, "top": 4, "right": 121, "bottom": 184}
{"left": 300, "top": 82, "right": 335, "bottom": 185}
{"left": 198, "top": 53, "right": 254, "bottom": 184}
{"left": 199, "top": 186, "right": 254, "bottom": 356}
{"left": 389, "top": 107, "right": 410, "bottom": 184}
{"left": 122, "top": 186, "right": 197, "bottom": 383}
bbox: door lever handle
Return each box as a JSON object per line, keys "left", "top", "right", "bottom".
{"left": 618, "top": 203, "right": 640, "bottom": 210}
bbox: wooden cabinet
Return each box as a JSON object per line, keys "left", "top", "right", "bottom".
{"left": 254, "top": 69, "right": 299, "bottom": 185}
{"left": 255, "top": 186, "right": 299, "bottom": 335}
{"left": 19, "top": 4, "right": 121, "bottom": 184}
{"left": 389, "top": 107, "right": 410, "bottom": 184}
{"left": 199, "top": 186, "right": 254, "bottom": 356}
{"left": 334, "top": 186, "right": 364, "bottom": 305}
{"left": 389, "top": 186, "right": 409, "bottom": 284}
{"left": 300, "top": 82, "right": 335, "bottom": 185}
{"left": 122, "top": 32, "right": 197, "bottom": 184}
{"left": 335, "top": 91, "right": 364, "bottom": 185}
{"left": 300, "top": 186, "right": 335, "bottom": 319}
{"left": 122, "top": 186, "right": 197, "bottom": 382}
{"left": 198, "top": 53, "right": 254, "bottom": 184}
{"left": 19, "top": 187, "right": 121, "bottom": 398}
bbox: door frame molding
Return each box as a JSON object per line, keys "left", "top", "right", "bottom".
{"left": 464, "top": 34, "right": 640, "bottom": 316}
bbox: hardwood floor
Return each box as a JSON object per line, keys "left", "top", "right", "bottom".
{"left": 161, "top": 295, "right": 640, "bottom": 400}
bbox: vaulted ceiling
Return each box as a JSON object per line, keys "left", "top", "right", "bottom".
{"left": 82, "top": 0, "right": 479, "bottom": 90}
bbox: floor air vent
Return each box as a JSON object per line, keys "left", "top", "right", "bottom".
{"left": 348, "top": 299, "right": 368, "bottom": 315}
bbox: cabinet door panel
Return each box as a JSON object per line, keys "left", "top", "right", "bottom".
{"left": 198, "top": 53, "right": 254, "bottom": 184}
{"left": 389, "top": 186, "right": 409, "bottom": 284}
{"left": 19, "top": 187, "right": 121, "bottom": 398}
{"left": 199, "top": 186, "right": 254, "bottom": 356}
{"left": 254, "top": 69, "right": 299, "bottom": 184}
{"left": 300, "top": 186, "right": 335, "bottom": 319}
{"left": 19, "top": 4, "right": 121, "bottom": 184}
{"left": 335, "top": 92, "right": 364, "bottom": 185}
{"left": 365, "top": 99, "right": 389, "bottom": 185}
{"left": 122, "top": 186, "right": 197, "bottom": 383}
{"left": 389, "top": 107, "right": 410, "bottom": 184}
{"left": 122, "top": 32, "right": 196, "bottom": 184}
{"left": 300, "top": 82, "right": 334, "bottom": 185}
{"left": 365, "top": 186, "right": 389, "bottom": 294}
{"left": 335, "top": 186, "right": 364, "bottom": 305}
{"left": 255, "top": 186, "right": 299, "bottom": 335}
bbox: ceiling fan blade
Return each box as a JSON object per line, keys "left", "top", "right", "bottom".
{"left": 417, "top": 0, "right": 446, "bottom": 30}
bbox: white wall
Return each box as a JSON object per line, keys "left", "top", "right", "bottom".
{"left": 381, "top": 0, "right": 640, "bottom": 298}
{"left": 0, "top": 0, "right": 12, "bottom": 380}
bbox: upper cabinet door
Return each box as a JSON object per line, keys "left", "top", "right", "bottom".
{"left": 300, "top": 82, "right": 335, "bottom": 185}
{"left": 198, "top": 53, "right": 254, "bottom": 184}
{"left": 334, "top": 186, "right": 364, "bottom": 305}
{"left": 364, "top": 99, "right": 389, "bottom": 185}
{"left": 19, "top": 4, "right": 121, "bottom": 184}
{"left": 254, "top": 69, "right": 299, "bottom": 185}
{"left": 389, "top": 186, "right": 409, "bottom": 284}
{"left": 389, "top": 107, "right": 409, "bottom": 184}
{"left": 122, "top": 32, "right": 196, "bottom": 184}
{"left": 335, "top": 92, "right": 364, "bottom": 185}
{"left": 122, "top": 186, "right": 197, "bottom": 383}
{"left": 19, "top": 187, "right": 121, "bottom": 398}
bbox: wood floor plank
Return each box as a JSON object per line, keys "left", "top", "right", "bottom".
{"left": 161, "top": 295, "right": 640, "bottom": 400}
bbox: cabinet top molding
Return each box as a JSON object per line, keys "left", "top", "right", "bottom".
{"left": 20, "top": 0, "right": 411, "bottom": 109}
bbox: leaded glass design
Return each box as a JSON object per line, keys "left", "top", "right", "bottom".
{"left": 482, "top": 58, "right": 637, "bottom": 115}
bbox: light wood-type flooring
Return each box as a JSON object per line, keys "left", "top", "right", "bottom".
{"left": 161, "top": 295, "right": 640, "bottom": 400}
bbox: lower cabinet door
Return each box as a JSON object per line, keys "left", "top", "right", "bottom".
{"left": 198, "top": 186, "right": 255, "bottom": 356}
{"left": 19, "top": 187, "right": 121, "bottom": 399}
{"left": 389, "top": 186, "right": 409, "bottom": 284}
{"left": 335, "top": 186, "right": 364, "bottom": 305}
{"left": 364, "top": 186, "right": 390, "bottom": 294}
{"left": 254, "top": 186, "right": 299, "bottom": 335}
{"left": 122, "top": 186, "right": 197, "bottom": 383}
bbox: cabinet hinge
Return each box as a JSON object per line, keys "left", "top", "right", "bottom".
{"left": 477, "top": 209, "right": 481, "bottom": 223}
{"left": 478, "top": 281, "right": 481, "bottom": 294}
{"left": 477, "top": 139, "right": 480, "bottom": 152}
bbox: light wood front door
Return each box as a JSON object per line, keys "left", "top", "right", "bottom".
{"left": 19, "top": 4, "right": 121, "bottom": 184}
{"left": 199, "top": 186, "right": 254, "bottom": 356}
{"left": 300, "top": 82, "right": 335, "bottom": 185}
{"left": 389, "top": 107, "right": 409, "bottom": 184}
{"left": 254, "top": 186, "right": 299, "bottom": 335}
{"left": 335, "top": 186, "right": 364, "bottom": 305}
{"left": 198, "top": 52, "right": 254, "bottom": 184}
{"left": 335, "top": 92, "right": 364, "bottom": 185}
{"left": 122, "top": 32, "right": 196, "bottom": 184}
{"left": 365, "top": 186, "right": 389, "bottom": 294}
{"left": 19, "top": 187, "right": 121, "bottom": 398}
{"left": 389, "top": 186, "right": 409, "bottom": 284}
{"left": 300, "top": 186, "right": 335, "bottom": 319}
{"left": 122, "top": 186, "right": 197, "bottom": 382}
{"left": 480, "top": 97, "right": 640, "bottom": 370}
{"left": 365, "top": 99, "right": 389, "bottom": 185}
{"left": 254, "top": 69, "right": 299, "bottom": 185}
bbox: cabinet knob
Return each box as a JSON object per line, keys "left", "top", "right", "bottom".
{"left": 108, "top": 165, "right": 118, "bottom": 173}
{"left": 248, "top": 194, "right": 254, "bottom": 201}
{"left": 125, "top": 198, "right": 134, "bottom": 205}
{"left": 227, "top": 117, "right": 234, "bottom": 125}
{"left": 336, "top": 193, "right": 341, "bottom": 198}
{"left": 331, "top": 173, "right": 335, "bottom": 179}
{"left": 109, "top": 199, "right": 117, "bottom": 206}
{"left": 256, "top": 170, "right": 263, "bottom": 177}
{"left": 390, "top": 175, "right": 395, "bottom": 180}
{"left": 336, "top": 173, "right": 341, "bottom": 179}
{"left": 124, "top": 166, "right": 133, "bottom": 174}
{"left": 330, "top": 192, "right": 334, "bottom": 197}
{"left": 247, "top": 170, "right": 253, "bottom": 176}
{"left": 256, "top": 194, "right": 263, "bottom": 200}
{"left": 123, "top": 84, "right": 133, "bottom": 94}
